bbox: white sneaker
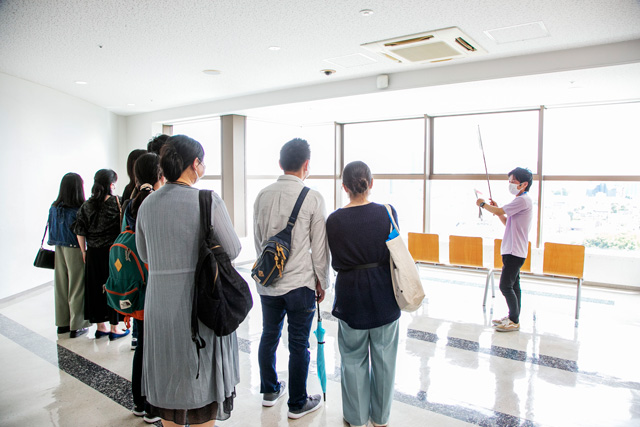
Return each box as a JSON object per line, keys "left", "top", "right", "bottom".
{"left": 492, "top": 316, "right": 508, "bottom": 325}
{"left": 143, "top": 414, "right": 161, "bottom": 423}
{"left": 494, "top": 319, "right": 520, "bottom": 332}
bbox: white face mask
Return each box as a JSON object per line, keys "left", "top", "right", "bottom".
{"left": 194, "top": 164, "right": 202, "bottom": 184}
{"left": 508, "top": 182, "right": 521, "bottom": 195}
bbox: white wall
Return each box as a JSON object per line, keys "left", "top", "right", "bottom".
{"left": 0, "top": 72, "right": 122, "bottom": 299}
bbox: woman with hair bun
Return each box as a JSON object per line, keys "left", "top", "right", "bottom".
{"left": 136, "top": 135, "right": 242, "bottom": 427}
{"left": 73, "top": 169, "right": 129, "bottom": 340}
{"left": 326, "top": 160, "right": 401, "bottom": 427}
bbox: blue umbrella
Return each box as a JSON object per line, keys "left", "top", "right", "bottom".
{"left": 313, "top": 300, "right": 327, "bottom": 401}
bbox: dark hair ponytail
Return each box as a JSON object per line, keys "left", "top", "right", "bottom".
{"left": 124, "top": 149, "right": 147, "bottom": 197}
{"left": 53, "top": 172, "right": 85, "bottom": 208}
{"left": 160, "top": 135, "right": 204, "bottom": 182}
{"left": 89, "top": 169, "right": 118, "bottom": 207}
{"left": 343, "top": 161, "right": 372, "bottom": 196}
{"left": 131, "top": 153, "right": 162, "bottom": 217}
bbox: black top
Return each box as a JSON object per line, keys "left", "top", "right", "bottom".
{"left": 326, "top": 202, "right": 400, "bottom": 329}
{"left": 73, "top": 196, "right": 121, "bottom": 248}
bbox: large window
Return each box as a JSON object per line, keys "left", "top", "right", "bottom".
{"left": 161, "top": 100, "right": 640, "bottom": 283}
{"left": 542, "top": 181, "right": 640, "bottom": 253}
{"left": 246, "top": 119, "right": 335, "bottom": 176}
{"left": 344, "top": 119, "right": 424, "bottom": 174}
{"left": 433, "top": 111, "right": 539, "bottom": 174}
{"left": 544, "top": 103, "right": 640, "bottom": 175}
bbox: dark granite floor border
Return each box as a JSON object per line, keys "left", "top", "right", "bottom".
{"left": 0, "top": 312, "right": 159, "bottom": 427}
{"left": 1, "top": 312, "right": 543, "bottom": 426}
{"left": 318, "top": 310, "right": 640, "bottom": 391}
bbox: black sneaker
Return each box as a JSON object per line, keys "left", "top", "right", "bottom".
{"left": 70, "top": 328, "right": 88, "bottom": 338}
{"left": 287, "top": 394, "right": 322, "bottom": 419}
{"left": 57, "top": 326, "right": 70, "bottom": 334}
{"left": 262, "top": 381, "right": 287, "bottom": 407}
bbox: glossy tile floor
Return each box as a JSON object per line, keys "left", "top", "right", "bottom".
{"left": 1, "top": 266, "right": 639, "bottom": 427}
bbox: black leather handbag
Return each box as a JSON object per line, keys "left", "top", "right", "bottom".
{"left": 34, "top": 224, "right": 55, "bottom": 269}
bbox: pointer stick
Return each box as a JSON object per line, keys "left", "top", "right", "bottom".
{"left": 478, "top": 126, "right": 493, "bottom": 201}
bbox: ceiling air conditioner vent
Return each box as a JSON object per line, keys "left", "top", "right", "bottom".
{"left": 361, "top": 27, "right": 486, "bottom": 64}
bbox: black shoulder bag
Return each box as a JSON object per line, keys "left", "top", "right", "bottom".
{"left": 251, "top": 186, "right": 310, "bottom": 287}
{"left": 34, "top": 223, "right": 55, "bottom": 269}
{"left": 191, "top": 190, "right": 253, "bottom": 377}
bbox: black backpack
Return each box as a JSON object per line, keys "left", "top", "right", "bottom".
{"left": 191, "top": 190, "right": 253, "bottom": 377}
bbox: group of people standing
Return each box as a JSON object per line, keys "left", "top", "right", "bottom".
{"left": 253, "top": 138, "right": 399, "bottom": 427}
{"left": 45, "top": 131, "right": 532, "bottom": 427}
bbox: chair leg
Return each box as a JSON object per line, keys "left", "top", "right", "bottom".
{"left": 575, "top": 278, "right": 582, "bottom": 321}
{"left": 491, "top": 271, "right": 495, "bottom": 298}
{"left": 483, "top": 270, "right": 492, "bottom": 307}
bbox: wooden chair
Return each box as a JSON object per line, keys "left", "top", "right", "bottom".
{"left": 484, "top": 240, "right": 532, "bottom": 305}
{"left": 449, "top": 235, "right": 483, "bottom": 268}
{"left": 543, "top": 242, "right": 585, "bottom": 320}
{"left": 408, "top": 232, "right": 440, "bottom": 264}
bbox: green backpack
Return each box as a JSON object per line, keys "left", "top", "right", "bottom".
{"left": 105, "top": 218, "right": 148, "bottom": 321}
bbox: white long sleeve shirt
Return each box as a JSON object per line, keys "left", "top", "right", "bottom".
{"left": 253, "top": 175, "right": 330, "bottom": 296}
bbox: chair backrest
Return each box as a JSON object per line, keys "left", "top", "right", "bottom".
{"left": 408, "top": 232, "right": 439, "bottom": 264}
{"left": 494, "top": 239, "right": 532, "bottom": 273}
{"left": 542, "top": 242, "right": 585, "bottom": 279}
{"left": 449, "top": 235, "right": 483, "bottom": 268}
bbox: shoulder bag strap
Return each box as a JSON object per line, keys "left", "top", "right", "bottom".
{"left": 384, "top": 204, "right": 400, "bottom": 232}
{"left": 121, "top": 200, "right": 130, "bottom": 231}
{"left": 41, "top": 223, "right": 49, "bottom": 249}
{"left": 284, "top": 187, "right": 310, "bottom": 232}
{"left": 192, "top": 189, "right": 213, "bottom": 379}
{"left": 114, "top": 195, "right": 123, "bottom": 229}
{"left": 198, "top": 190, "right": 213, "bottom": 237}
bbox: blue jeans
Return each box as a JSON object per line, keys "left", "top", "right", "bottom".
{"left": 258, "top": 287, "right": 316, "bottom": 410}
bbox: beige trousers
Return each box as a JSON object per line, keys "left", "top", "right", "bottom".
{"left": 54, "top": 246, "right": 90, "bottom": 330}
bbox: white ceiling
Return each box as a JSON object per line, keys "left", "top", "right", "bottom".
{"left": 1, "top": 0, "right": 640, "bottom": 119}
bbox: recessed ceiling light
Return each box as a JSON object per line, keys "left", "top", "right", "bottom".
{"left": 127, "top": 103, "right": 135, "bottom": 106}
{"left": 202, "top": 70, "right": 221, "bottom": 75}
{"left": 75, "top": 81, "right": 88, "bottom": 85}
{"left": 360, "top": 9, "right": 374, "bottom": 16}
{"left": 268, "top": 46, "right": 281, "bottom": 51}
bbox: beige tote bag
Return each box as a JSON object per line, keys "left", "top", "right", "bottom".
{"left": 384, "top": 205, "right": 425, "bottom": 312}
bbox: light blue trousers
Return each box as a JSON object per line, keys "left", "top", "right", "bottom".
{"left": 338, "top": 319, "right": 399, "bottom": 426}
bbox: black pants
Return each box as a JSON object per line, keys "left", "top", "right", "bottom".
{"left": 131, "top": 318, "right": 146, "bottom": 409}
{"left": 500, "top": 254, "right": 526, "bottom": 324}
